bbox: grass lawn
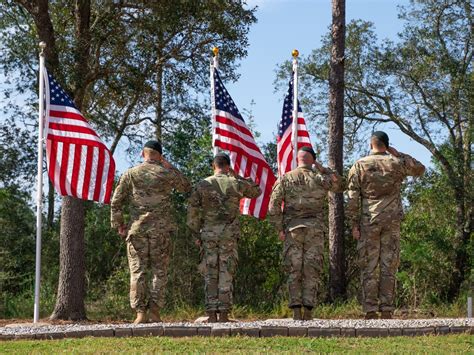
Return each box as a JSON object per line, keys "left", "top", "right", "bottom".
{"left": 1, "top": 335, "right": 472, "bottom": 354}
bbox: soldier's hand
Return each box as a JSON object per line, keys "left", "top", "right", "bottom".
{"left": 160, "top": 157, "right": 173, "bottom": 170}
{"left": 330, "top": 172, "right": 339, "bottom": 183}
{"left": 279, "top": 231, "right": 286, "bottom": 241}
{"left": 313, "top": 161, "right": 325, "bottom": 173}
{"left": 352, "top": 224, "right": 361, "bottom": 240}
{"left": 195, "top": 239, "right": 202, "bottom": 247}
{"left": 227, "top": 168, "right": 238, "bottom": 177}
{"left": 118, "top": 224, "right": 128, "bottom": 239}
{"left": 387, "top": 146, "right": 401, "bottom": 157}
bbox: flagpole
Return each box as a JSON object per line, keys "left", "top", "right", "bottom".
{"left": 291, "top": 49, "right": 299, "bottom": 168}
{"left": 34, "top": 41, "right": 46, "bottom": 323}
{"left": 211, "top": 47, "right": 219, "bottom": 156}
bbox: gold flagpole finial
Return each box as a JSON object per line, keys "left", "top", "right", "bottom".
{"left": 212, "top": 47, "right": 219, "bottom": 57}
{"left": 39, "top": 41, "right": 46, "bottom": 55}
{"left": 292, "top": 49, "right": 299, "bottom": 58}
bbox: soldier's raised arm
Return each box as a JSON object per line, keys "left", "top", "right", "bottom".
{"left": 346, "top": 164, "right": 362, "bottom": 228}
{"left": 267, "top": 178, "right": 285, "bottom": 233}
{"left": 110, "top": 172, "right": 131, "bottom": 230}
{"left": 314, "top": 161, "right": 345, "bottom": 193}
{"left": 388, "top": 147, "right": 425, "bottom": 177}
{"left": 238, "top": 174, "right": 262, "bottom": 199}
{"left": 403, "top": 154, "right": 425, "bottom": 177}
{"left": 162, "top": 157, "right": 192, "bottom": 193}
{"left": 186, "top": 186, "right": 202, "bottom": 236}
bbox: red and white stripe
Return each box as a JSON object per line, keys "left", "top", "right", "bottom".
{"left": 44, "top": 72, "right": 115, "bottom": 204}
{"left": 277, "top": 112, "right": 312, "bottom": 176}
{"left": 213, "top": 110, "right": 276, "bottom": 219}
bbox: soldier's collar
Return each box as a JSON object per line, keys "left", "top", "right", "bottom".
{"left": 144, "top": 159, "right": 160, "bottom": 164}
{"left": 370, "top": 151, "right": 389, "bottom": 156}
{"left": 297, "top": 164, "right": 313, "bottom": 170}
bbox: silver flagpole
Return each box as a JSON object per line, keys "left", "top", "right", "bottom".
{"left": 34, "top": 41, "right": 46, "bottom": 323}
{"left": 211, "top": 47, "right": 219, "bottom": 156}
{"left": 291, "top": 49, "right": 299, "bottom": 168}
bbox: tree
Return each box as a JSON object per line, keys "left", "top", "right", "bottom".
{"left": 327, "top": 0, "right": 346, "bottom": 301}
{"left": 290, "top": 0, "right": 472, "bottom": 300}
{"left": 0, "top": 120, "right": 36, "bottom": 190}
{"left": 113, "top": 2, "right": 256, "bottom": 141}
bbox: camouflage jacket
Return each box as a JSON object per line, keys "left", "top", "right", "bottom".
{"left": 110, "top": 159, "right": 191, "bottom": 230}
{"left": 346, "top": 152, "right": 425, "bottom": 225}
{"left": 186, "top": 172, "right": 261, "bottom": 233}
{"left": 268, "top": 165, "right": 344, "bottom": 232}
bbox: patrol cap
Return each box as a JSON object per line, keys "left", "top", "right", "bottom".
{"left": 371, "top": 131, "right": 389, "bottom": 148}
{"left": 298, "top": 146, "right": 316, "bottom": 160}
{"left": 214, "top": 152, "right": 231, "bottom": 165}
{"left": 144, "top": 140, "right": 162, "bottom": 154}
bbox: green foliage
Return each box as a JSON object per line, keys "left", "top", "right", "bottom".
{"left": 0, "top": 188, "right": 35, "bottom": 293}
{"left": 84, "top": 203, "right": 125, "bottom": 291}
{"left": 235, "top": 217, "right": 285, "bottom": 310}
{"left": 398, "top": 168, "right": 472, "bottom": 306}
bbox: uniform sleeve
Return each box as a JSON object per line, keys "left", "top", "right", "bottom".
{"left": 346, "top": 164, "right": 362, "bottom": 225}
{"left": 186, "top": 187, "right": 202, "bottom": 234}
{"left": 238, "top": 175, "right": 262, "bottom": 199}
{"left": 110, "top": 172, "right": 131, "bottom": 229}
{"left": 399, "top": 153, "right": 425, "bottom": 177}
{"left": 320, "top": 169, "right": 345, "bottom": 193}
{"left": 170, "top": 167, "right": 192, "bottom": 193}
{"left": 267, "top": 178, "right": 285, "bottom": 232}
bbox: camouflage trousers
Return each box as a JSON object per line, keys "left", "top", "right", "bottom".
{"left": 126, "top": 228, "right": 172, "bottom": 311}
{"left": 284, "top": 225, "right": 324, "bottom": 308}
{"left": 199, "top": 224, "right": 238, "bottom": 312}
{"left": 358, "top": 217, "right": 400, "bottom": 313}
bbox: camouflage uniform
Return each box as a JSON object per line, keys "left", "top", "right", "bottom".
{"left": 268, "top": 165, "right": 343, "bottom": 309}
{"left": 187, "top": 172, "right": 261, "bottom": 312}
{"left": 111, "top": 159, "right": 191, "bottom": 312}
{"left": 347, "top": 152, "right": 425, "bottom": 313}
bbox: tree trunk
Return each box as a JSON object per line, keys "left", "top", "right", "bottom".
{"left": 328, "top": 0, "right": 346, "bottom": 301}
{"left": 50, "top": 0, "right": 91, "bottom": 320}
{"left": 446, "top": 187, "right": 470, "bottom": 301}
{"left": 50, "top": 196, "right": 86, "bottom": 320}
{"left": 155, "top": 61, "right": 163, "bottom": 140}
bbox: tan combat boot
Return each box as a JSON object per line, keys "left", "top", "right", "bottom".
{"left": 206, "top": 311, "right": 217, "bottom": 323}
{"left": 303, "top": 307, "right": 313, "bottom": 321}
{"left": 134, "top": 311, "right": 148, "bottom": 324}
{"left": 364, "top": 311, "right": 378, "bottom": 320}
{"left": 380, "top": 311, "right": 392, "bottom": 319}
{"left": 149, "top": 303, "right": 162, "bottom": 323}
{"left": 219, "top": 311, "right": 230, "bottom": 323}
{"left": 292, "top": 307, "right": 302, "bottom": 321}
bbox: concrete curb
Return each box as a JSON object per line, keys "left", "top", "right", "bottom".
{"left": 1, "top": 325, "right": 472, "bottom": 341}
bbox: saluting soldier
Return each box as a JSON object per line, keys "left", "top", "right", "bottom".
{"left": 268, "top": 146, "right": 344, "bottom": 321}
{"left": 187, "top": 153, "right": 261, "bottom": 323}
{"left": 111, "top": 140, "right": 191, "bottom": 324}
{"left": 347, "top": 131, "right": 425, "bottom": 319}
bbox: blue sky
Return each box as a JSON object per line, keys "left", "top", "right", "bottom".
{"left": 219, "top": 0, "right": 432, "bottom": 168}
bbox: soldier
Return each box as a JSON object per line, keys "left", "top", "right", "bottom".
{"left": 110, "top": 140, "right": 191, "bottom": 324}
{"left": 347, "top": 131, "right": 425, "bottom": 319}
{"left": 268, "top": 146, "right": 343, "bottom": 321}
{"left": 187, "top": 153, "right": 261, "bottom": 323}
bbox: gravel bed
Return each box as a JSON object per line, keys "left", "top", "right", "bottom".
{"left": 1, "top": 318, "right": 473, "bottom": 336}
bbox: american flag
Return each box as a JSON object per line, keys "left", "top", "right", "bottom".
{"left": 212, "top": 68, "right": 276, "bottom": 219}
{"left": 277, "top": 74, "right": 312, "bottom": 176}
{"left": 44, "top": 69, "right": 115, "bottom": 204}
